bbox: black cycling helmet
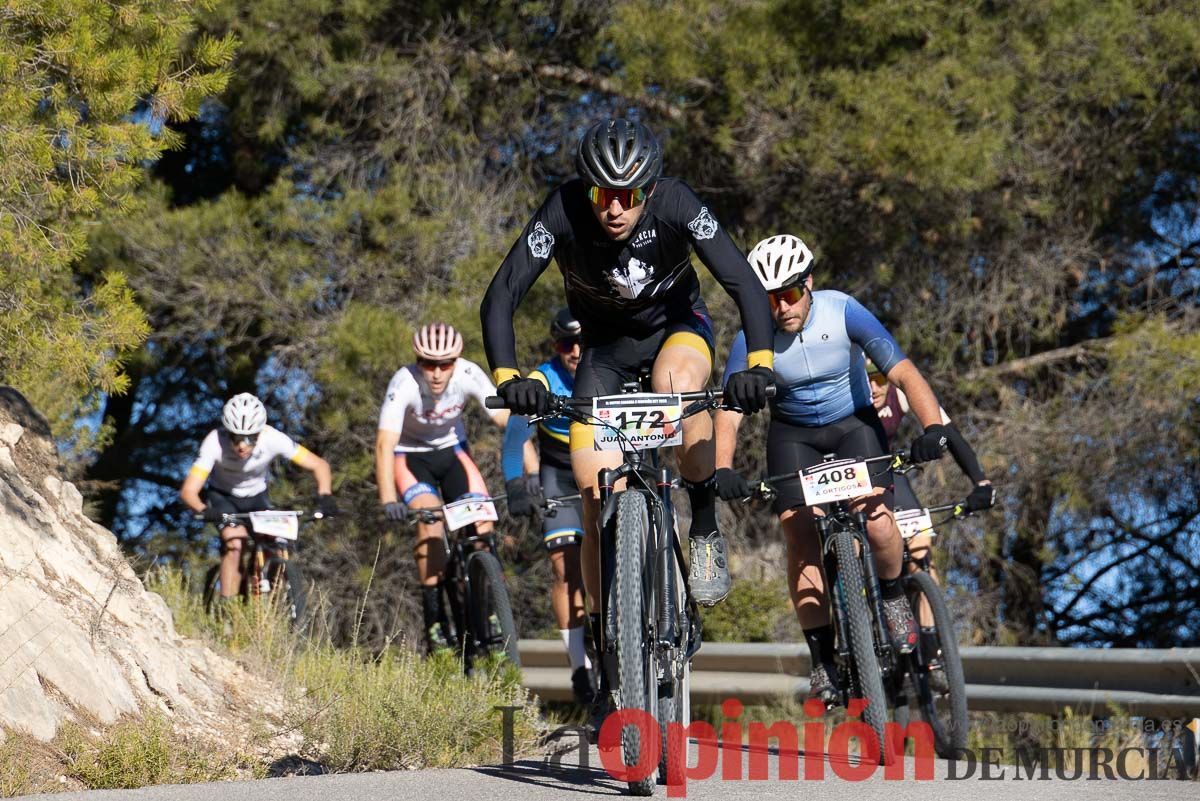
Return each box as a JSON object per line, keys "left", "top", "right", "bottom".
{"left": 550, "top": 307, "right": 581, "bottom": 340}
{"left": 575, "top": 119, "right": 663, "bottom": 189}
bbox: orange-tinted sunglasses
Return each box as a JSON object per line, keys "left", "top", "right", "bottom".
{"left": 768, "top": 285, "right": 806, "bottom": 311}
{"left": 587, "top": 184, "right": 649, "bottom": 209}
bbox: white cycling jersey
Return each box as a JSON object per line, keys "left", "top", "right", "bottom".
{"left": 189, "top": 426, "right": 308, "bottom": 497}
{"left": 377, "top": 358, "right": 502, "bottom": 453}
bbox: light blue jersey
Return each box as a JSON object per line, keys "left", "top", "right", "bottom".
{"left": 722, "top": 290, "right": 905, "bottom": 426}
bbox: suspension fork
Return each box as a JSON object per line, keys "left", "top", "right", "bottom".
{"left": 855, "top": 509, "right": 892, "bottom": 661}
{"left": 656, "top": 466, "right": 676, "bottom": 648}
{"left": 818, "top": 516, "right": 851, "bottom": 664}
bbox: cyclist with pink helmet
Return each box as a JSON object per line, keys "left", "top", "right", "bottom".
{"left": 374, "top": 322, "right": 526, "bottom": 653}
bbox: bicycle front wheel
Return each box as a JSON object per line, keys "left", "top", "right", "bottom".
{"left": 466, "top": 550, "right": 520, "bottom": 665}
{"left": 612, "top": 490, "right": 655, "bottom": 796}
{"left": 265, "top": 556, "right": 308, "bottom": 628}
{"left": 904, "top": 569, "right": 968, "bottom": 756}
{"left": 831, "top": 527, "right": 890, "bottom": 763}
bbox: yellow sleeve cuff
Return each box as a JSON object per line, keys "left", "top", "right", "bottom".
{"left": 747, "top": 349, "right": 774, "bottom": 370}
{"left": 290, "top": 445, "right": 311, "bottom": 464}
{"left": 528, "top": 370, "right": 550, "bottom": 390}
{"left": 493, "top": 368, "right": 521, "bottom": 385}
{"left": 188, "top": 465, "right": 210, "bottom": 480}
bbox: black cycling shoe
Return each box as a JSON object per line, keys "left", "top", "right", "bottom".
{"left": 571, "top": 666, "right": 596, "bottom": 707}
{"left": 585, "top": 691, "right": 614, "bottom": 745}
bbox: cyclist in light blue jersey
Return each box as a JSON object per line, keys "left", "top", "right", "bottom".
{"left": 714, "top": 234, "right": 953, "bottom": 706}
{"left": 502, "top": 308, "right": 593, "bottom": 708}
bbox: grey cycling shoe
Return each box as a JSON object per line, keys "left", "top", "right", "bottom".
{"left": 807, "top": 661, "right": 840, "bottom": 708}
{"left": 882, "top": 596, "right": 918, "bottom": 654}
{"left": 689, "top": 530, "right": 731, "bottom": 606}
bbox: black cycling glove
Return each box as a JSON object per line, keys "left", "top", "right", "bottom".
{"left": 713, "top": 468, "right": 753, "bottom": 501}
{"left": 910, "top": 424, "right": 950, "bottom": 463}
{"left": 965, "top": 483, "right": 996, "bottom": 512}
{"left": 724, "top": 366, "right": 775, "bottom": 414}
{"left": 498, "top": 377, "right": 550, "bottom": 416}
{"left": 201, "top": 506, "right": 224, "bottom": 523}
{"left": 383, "top": 501, "right": 408, "bottom": 522}
{"left": 505, "top": 475, "right": 543, "bottom": 518}
{"left": 316, "top": 494, "right": 339, "bottom": 518}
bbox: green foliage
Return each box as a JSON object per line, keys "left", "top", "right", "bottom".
{"left": 0, "top": 0, "right": 235, "bottom": 432}
{"left": 58, "top": 715, "right": 247, "bottom": 789}
{"left": 701, "top": 578, "right": 792, "bottom": 643}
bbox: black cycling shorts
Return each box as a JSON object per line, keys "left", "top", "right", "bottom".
{"left": 203, "top": 488, "right": 272, "bottom": 532}
{"left": 766, "top": 407, "right": 893, "bottom": 515}
{"left": 539, "top": 463, "right": 583, "bottom": 551}
{"left": 572, "top": 301, "right": 715, "bottom": 399}
{"left": 394, "top": 442, "right": 488, "bottom": 504}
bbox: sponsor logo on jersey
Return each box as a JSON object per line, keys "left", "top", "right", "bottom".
{"left": 527, "top": 221, "right": 555, "bottom": 259}
{"left": 630, "top": 228, "right": 657, "bottom": 248}
{"left": 687, "top": 207, "right": 719, "bottom": 240}
{"left": 606, "top": 256, "right": 655, "bottom": 299}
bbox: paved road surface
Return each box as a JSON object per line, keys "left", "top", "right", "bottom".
{"left": 37, "top": 740, "right": 1185, "bottom": 801}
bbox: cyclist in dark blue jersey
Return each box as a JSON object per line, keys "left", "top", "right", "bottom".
{"left": 714, "top": 234, "right": 952, "bottom": 706}
{"left": 501, "top": 309, "right": 594, "bottom": 707}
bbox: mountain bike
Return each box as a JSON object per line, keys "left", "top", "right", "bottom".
{"left": 404, "top": 495, "right": 520, "bottom": 669}
{"left": 201, "top": 509, "right": 323, "bottom": 627}
{"left": 755, "top": 452, "right": 907, "bottom": 762}
{"left": 488, "top": 385, "right": 729, "bottom": 795}
{"left": 890, "top": 497, "right": 976, "bottom": 757}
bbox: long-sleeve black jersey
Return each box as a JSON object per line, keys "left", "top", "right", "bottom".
{"left": 481, "top": 177, "right": 775, "bottom": 382}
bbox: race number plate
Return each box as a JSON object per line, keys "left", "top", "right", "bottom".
{"left": 248, "top": 511, "right": 300, "bottom": 541}
{"left": 442, "top": 497, "right": 499, "bottom": 532}
{"left": 592, "top": 393, "right": 683, "bottom": 451}
{"left": 799, "top": 459, "right": 872, "bottom": 505}
{"left": 895, "top": 508, "right": 935, "bottom": 540}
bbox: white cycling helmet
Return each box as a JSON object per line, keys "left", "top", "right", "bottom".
{"left": 747, "top": 234, "right": 815, "bottom": 291}
{"left": 222, "top": 393, "right": 267, "bottom": 436}
{"left": 413, "top": 322, "right": 464, "bottom": 361}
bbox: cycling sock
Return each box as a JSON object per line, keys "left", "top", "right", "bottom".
{"left": 685, "top": 474, "right": 718, "bottom": 536}
{"left": 561, "top": 627, "right": 591, "bottom": 671}
{"left": 803, "top": 624, "right": 835, "bottom": 667}
{"left": 421, "top": 585, "right": 443, "bottom": 631}
{"left": 588, "top": 613, "right": 608, "bottom": 692}
{"left": 880, "top": 576, "right": 905, "bottom": 601}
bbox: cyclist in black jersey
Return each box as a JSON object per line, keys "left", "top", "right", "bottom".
{"left": 481, "top": 120, "right": 775, "bottom": 630}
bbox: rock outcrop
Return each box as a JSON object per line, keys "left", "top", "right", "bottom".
{"left": 0, "top": 387, "right": 270, "bottom": 741}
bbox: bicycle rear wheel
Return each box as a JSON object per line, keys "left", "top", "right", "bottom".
{"left": 612, "top": 490, "right": 655, "bottom": 796}
{"left": 903, "top": 570, "right": 968, "bottom": 756}
{"left": 466, "top": 550, "right": 520, "bottom": 665}
{"left": 831, "top": 527, "right": 890, "bottom": 763}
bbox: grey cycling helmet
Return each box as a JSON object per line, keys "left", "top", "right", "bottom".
{"left": 576, "top": 119, "right": 663, "bottom": 189}
{"left": 550, "top": 307, "right": 581, "bottom": 340}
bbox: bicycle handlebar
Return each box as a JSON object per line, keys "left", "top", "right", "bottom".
{"left": 484, "top": 386, "right": 776, "bottom": 413}
{"left": 193, "top": 509, "right": 327, "bottom": 522}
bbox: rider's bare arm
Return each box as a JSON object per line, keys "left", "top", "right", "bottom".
{"left": 293, "top": 448, "right": 333, "bottom": 495}
{"left": 179, "top": 471, "right": 206, "bottom": 513}
{"left": 375, "top": 428, "right": 401, "bottom": 504}
{"left": 713, "top": 408, "right": 744, "bottom": 470}
{"left": 885, "top": 359, "right": 944, "bottom": 430}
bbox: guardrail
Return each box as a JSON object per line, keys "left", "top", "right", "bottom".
{"left": 519, "top": 640, "right": 1200, "bottom": 717}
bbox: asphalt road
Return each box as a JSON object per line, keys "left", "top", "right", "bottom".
{"left": 37, "top": 740, "right": 1186, "bottom": 801}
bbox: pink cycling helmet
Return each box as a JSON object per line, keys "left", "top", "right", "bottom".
{"left": 413, "top": 322, "right": 464, "bottom": 360}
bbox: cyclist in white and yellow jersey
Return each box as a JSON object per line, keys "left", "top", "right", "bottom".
{"left": 374, "top": 322, "right": 523, "bottom": 653}
{"left": 180, "top": 393, "right": 337, "bottom": 599}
